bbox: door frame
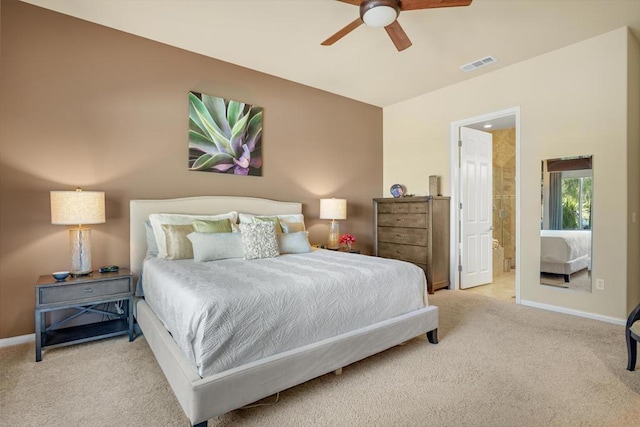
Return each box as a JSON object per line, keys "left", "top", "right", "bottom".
{"left": 449, "top": 107, "right": 522, "bottom": 303}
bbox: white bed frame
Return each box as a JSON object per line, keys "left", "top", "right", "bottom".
{"left": 130, "top": 196, "right": 439, "bottom": 427}
{"left": 539, "top": 230, "right": 591, "bottom": 282}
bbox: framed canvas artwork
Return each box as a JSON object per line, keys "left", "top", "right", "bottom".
{"left": 188, "top": 91, "right": 263, "bottom": 176}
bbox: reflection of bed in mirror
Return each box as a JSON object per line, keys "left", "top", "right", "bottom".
{"left": 540, "top": 230, "right": 591, "bottom": 282}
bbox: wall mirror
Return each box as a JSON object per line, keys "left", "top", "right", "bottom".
{"left": 540, "top": 155, "right": 593, "bottom": 292}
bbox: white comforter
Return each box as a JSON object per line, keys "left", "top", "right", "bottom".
{"left": 540, "top": 230, "right": 591, "bottom": 263}
{"left": 142, "top": 249, "right": 428, "bottom": 378}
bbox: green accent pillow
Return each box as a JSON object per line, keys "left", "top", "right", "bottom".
{"left": 192, "top": 218, "right": 233, "bottom": 233}
{"left": 253, "top": 216, "right": 283, "bottom": 233}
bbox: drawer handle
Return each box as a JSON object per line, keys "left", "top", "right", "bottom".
{"left": 83, "top": 288, "right": 93, "bottom": 293}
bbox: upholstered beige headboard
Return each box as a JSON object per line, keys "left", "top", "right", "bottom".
{"left": 129, "top": 196, "right": 302, "bottom": 277}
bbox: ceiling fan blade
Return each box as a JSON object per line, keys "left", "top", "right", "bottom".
{"left": 321, "top": 18, "right": 363, "bottom": 46}
{"left": 384, "top": 20, "right": 412, "bottom": 51}
{"left": 399, "top": 0, "right": 473, "bottom": 11}
{"left": 336, "top": 0, "right": 363, "bottom": 5}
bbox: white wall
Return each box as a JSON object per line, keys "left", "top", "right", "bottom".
{"left": 384, "top": 27, "right": 634, "bottom": 320}
{"left": 627, "top": 29, "right": 640, "bottom": 314}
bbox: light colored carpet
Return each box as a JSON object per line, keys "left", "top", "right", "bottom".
{"left": 2, "top": 290, "right": 639, "bottom": 426}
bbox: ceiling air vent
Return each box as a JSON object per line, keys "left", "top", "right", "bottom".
{"left": 459, "top": 56, "right": 497, "bottom": 72}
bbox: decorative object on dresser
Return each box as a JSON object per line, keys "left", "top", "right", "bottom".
{"left": 374, "top": 196, "right": 451, "bottom": 294}
{"left": 428, "top": 175, "right": 441, "bottom": 196}
{"left": 390, "top": 183, "right": 405, "bottom": 198}
{"left": 319, "top": 197, "right": 347, "bottom": 249}
{"left": 34, "top": 269, "right": 134, "bottom": 362}
{"left": 50, "top": 188, "right": 105, "bottom": 276}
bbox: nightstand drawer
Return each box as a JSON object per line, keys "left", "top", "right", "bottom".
{"left": 39, "top": 278, "right": 131, "bottom": 305}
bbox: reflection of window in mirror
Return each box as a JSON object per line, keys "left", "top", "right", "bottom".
{"left": 558, "top": 171, "right": 592, "bottom": 230}
{"left": 540, "top": 155, "right": 593, "bottom": 292}
{"left": 541, "top": 156, "right": 593, "bottom": 230}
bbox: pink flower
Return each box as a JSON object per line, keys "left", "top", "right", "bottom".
{"left": 339, "top": 234, "right": 356, "bottom": 245}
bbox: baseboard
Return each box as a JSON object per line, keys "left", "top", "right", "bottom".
{"left": 520, "top": 299, "right": 626, "bottom": 325}
{"left": 0, "top": 333, "right": 35, "bottom": 348}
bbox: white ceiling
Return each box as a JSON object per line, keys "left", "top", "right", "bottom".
{"left": 20, "top": 0, "right": 640, "bottom": 107}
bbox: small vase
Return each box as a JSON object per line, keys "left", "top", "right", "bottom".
{"left": 342, "top": 244, "right": 352, "bottom": 251}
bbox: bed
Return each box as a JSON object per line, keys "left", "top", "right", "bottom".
{"left": 130, "top": 196, "right": 439, "bottom": 427}
{"left": 540, "top": 229, "right": 591, "bottom": 282}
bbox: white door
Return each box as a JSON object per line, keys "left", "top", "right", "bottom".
{"left": 459, "top": 127, "right": 493, "bottom": 289}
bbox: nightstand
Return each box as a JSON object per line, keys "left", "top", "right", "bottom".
{"left": 34, "top": 269, "right": 134, "bottom": 362}
{"left": 327, "top": 247, "right": 361, "bottom": 254}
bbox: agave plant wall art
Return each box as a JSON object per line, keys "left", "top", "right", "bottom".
{"left": 188, "top": 91, "right": 263, "bottom": 176}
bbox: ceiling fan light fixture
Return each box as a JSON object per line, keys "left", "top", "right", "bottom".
{"left": 360, "top": 1, "right": 399, "bottom": 28}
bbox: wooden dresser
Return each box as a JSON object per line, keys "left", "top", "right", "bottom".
{"left": 374, "top": 196, "right": 451, "bottom": 294}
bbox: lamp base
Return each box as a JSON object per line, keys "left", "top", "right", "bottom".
{"left": 327, "top": 220, "right": 340, "bottom": 250}
{"left": 69, "top": 228, "right": 93, "bottom": 276}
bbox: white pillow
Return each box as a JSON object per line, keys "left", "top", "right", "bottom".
{"left": 187, "top": 232, "right": 244, "bottom": 262}
{"left": 277, "top": 231, "right": 312, "bottom": 254}
{"left": 239, "top": 222, "right": 279, "bottom": 260}
{"left": 238, "top": 212, "right": 305, "bottom": 227}
{"left": 144, "top": 220, "right": 159, "bottom": 257}
{"left": 149, "top": 212, "right": 238, "bottom": 258}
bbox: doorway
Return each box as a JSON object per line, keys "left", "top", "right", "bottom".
{"left": 449, "top": 107, "right": 521, "bottom": 303}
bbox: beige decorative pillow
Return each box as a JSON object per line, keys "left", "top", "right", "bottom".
{"left": 192, "top": 218, "right": 233, "bottom": 233}
{"left": 161, "top": 224, "right": 195, "bottom": 260}
{"left": 280, "top": 221, "right": 306, "bottom": 233}
{"left": 239, "top": 222, "right": 279, "bottom": 260}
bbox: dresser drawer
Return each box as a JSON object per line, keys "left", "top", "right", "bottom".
{"left": 377, "top": 213, "right": 427, "bottom": 228}
{"left": 377, "top": 226, "right": 428, "bottom": 246}
{"left": 409, "top": 202, "right": 427, "bottom": 214}
{"left": 377, "top": 203, "right": 393, "bottom": 213}
{"left": 392, "top": 203, "right": 410, "bottom": 213}
{"left": 378, "top": 242, "right": 427, "bottom": 265}
{"left": 39, "top": 278, "right": 132, "bottom": 305}
{"left": 376, "top": 202, "right": 423, "bottom": 214}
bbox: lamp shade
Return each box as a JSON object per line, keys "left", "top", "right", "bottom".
{"left": 320, "top": 198, "right": 347, "bottom": 220}
{"left": 51, "top": 189, "right": 105, "bottom": 225}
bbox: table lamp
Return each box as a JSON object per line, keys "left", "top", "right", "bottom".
{"left": 320, "top": 198, "right": 347, "bottom": 250}
{"left": 50, "top": 188, "right": 105, "bottom": 276}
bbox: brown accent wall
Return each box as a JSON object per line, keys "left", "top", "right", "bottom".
{"left": 0, "top": 1, "right": 383, "bottom": 338}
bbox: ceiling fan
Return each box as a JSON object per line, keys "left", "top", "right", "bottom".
{"left": 321, "top": 0, "right": 473, "bottom": 51}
